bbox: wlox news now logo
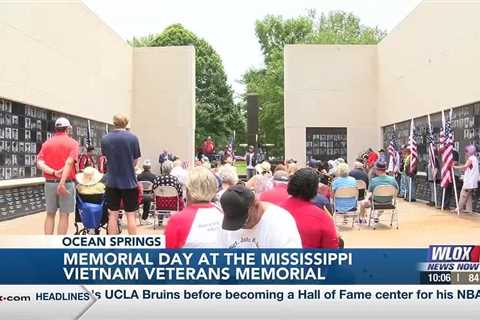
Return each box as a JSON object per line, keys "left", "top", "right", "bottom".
{"left": 425, "top": 245, "right": 480, "bottom": 271}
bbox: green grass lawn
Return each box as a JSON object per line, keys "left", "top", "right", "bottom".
{"left": 234, "top": 160, "right": 247, "bottom": 176}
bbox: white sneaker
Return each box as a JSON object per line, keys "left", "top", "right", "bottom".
{"left": 141, "top": 219, "right": 153, "bottom": 225}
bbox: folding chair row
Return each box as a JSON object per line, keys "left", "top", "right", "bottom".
{"left": 333, "top": 183, "right": 399, "bottom": 230}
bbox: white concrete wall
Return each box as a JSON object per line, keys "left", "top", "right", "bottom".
{"left": 131, "top": 46, "right": 196, "bottom": 173}
{"left": 284, "top": 45, "right": 378, "bottom": 165}
{"left": 0, "top": 0, "right": 196, "bottom": 185}
{"left": 377, "top": 0, "right": 480, "bottom": 128}
{"left": 0, "top": 0, "right": 132, "bottom": 124}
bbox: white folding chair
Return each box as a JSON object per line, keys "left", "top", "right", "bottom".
{"left": 368, "top": 185, "right": 398, "bottom": 230}
{"left": 138, "top": 181, "right": 154, "bottom": 225}
{"left": 153, "top": 185, "right": 180, "bottom": 230}
{"left": 333, "top": 186, "right": 359, "bottom": 229}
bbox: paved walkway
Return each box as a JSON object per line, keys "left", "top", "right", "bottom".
{"left": 0, "top": 199, "right": 479, "bottom": 247}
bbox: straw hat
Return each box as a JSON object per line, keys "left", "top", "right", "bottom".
{"left": 76, "top": 167, "right": 103, "bottom": 186}
{"left": 255, "top": 161, "right": 272, "bottom": 175}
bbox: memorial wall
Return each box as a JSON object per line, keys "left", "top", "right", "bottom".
{"left": 0, "top": 0, "right": 196, "bottom": 220}
{"left": 284, "top": 45, "right": 378, "bottom": 165}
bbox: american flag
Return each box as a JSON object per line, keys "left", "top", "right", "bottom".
{"left": 439, "top": 111, "right": 454, "bottom": 188}
{"left": 408, "top": 119, "right": 418, "bottom": 176}
{"left": 387, "top": 130, "right": 399, "bottom": 172}
{"left": 426, "top": 126, "right": 437, "bottom": 172}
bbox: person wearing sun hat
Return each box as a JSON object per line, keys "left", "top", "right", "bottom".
{"left": 246, "top": 161, "right": 273, "bottom": 194}
{"left": 75, "top": 167, "right": 108, "bottom": 231}
{"left": 76, "top": 166, "right": 105, "bottom": 196}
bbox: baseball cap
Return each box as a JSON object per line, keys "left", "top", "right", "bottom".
{"left": 375, "top": 161, "right": 387, "bottom": 171}
{"left": 220, "top": 185, "right": 255, "bottom": 231}
{"left": 55, "top": 117, "right": 71, "bottom": 128}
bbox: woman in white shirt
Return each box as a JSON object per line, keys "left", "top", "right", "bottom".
{"left": 453, "top": 145, "right": 479, "bottom": 214}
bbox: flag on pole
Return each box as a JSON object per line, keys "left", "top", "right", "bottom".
{"left": 426, "top": 124, "right": 437, "bottom": 172}
{"left": 408, "top": 119, "right": 417, "bottom": 176}
{"left": 439, "top": 111, "right": 454, "bottom": 188}
{"left": 387, "top": 129, "right": 399, "bottom": 172}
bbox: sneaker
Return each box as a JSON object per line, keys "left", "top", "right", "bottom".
{"left": 141, "top": 219, "right": 152, "bottom": 225}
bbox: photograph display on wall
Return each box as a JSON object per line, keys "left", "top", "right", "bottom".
{"left": 306, "top": 127, "right": 347, "bottom": 163}
{"left": 382, "top": 101, "right": 480, "bottom": 209}
{"left": 0, "top": 97, "right": 112, "bottom": 181}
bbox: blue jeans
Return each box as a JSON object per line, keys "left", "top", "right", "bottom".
{"left": 404, "top": 175, "right": 416, "bottom": 201}
{"left": 400, "top": 173, "right": 407, "bottom": 197}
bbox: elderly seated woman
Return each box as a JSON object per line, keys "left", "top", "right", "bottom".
{"left": 331, "top": 163, "right": 358, "bottom": 223}
{"left": 216, "top": 164, "right": 239, "bottom": 201}
{"left": 75, "top": 167, "right": 108, "bottom": 233}
{"left": 153, "top": 160, "right": 184, "bottom": 198}
{"left": 165, "top": 166, "right": 223, "bottom": 248}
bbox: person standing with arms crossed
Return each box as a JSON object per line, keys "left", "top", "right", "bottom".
{"left": 37, "top": 117, "right": 79, "bottom": 235}
{"left": 101, "top": 114, "right": 141, "bottom": 235}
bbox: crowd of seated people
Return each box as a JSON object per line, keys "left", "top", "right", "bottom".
{"left": 121, "top": 142, "right": 478, "bottom": 248}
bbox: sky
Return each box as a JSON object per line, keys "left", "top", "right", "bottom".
{"left": 83, "top": 0, "right": 423, "bottom": 97}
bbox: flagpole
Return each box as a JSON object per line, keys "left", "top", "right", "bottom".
{"left": 87, "top": 119, "right": 92, "bottom": 148}
{"left": 449, "top": 109, "right": 460, "bottom": 215}
{"left": 428, "top": 114, "right": 437, "bottom": 207}
{"left": 440, "top": 110, "right": 446, "bottom": 211}
{"left": 441, "top": 188, "right": 446, "bottom": 211}
{"left": 408, "top": 118, "right": 414, "bottom": 203}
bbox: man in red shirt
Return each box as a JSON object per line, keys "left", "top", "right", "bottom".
{"left": 202, "top": 136, "right": 215, "bottom": 161}
{"left": 367, "top": 148, "right": 379, "bottom": 168}
{"left": 279, "top": 168, "right": 339, "bottom": 248}
{"left": 37, "top": 117, "right": 79, "bottom": 235}
{"left": 258, "top": 170, "right": 290, "bottom": 205}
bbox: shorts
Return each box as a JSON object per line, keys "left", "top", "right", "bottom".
{"left": 106, "top": 187, "right": 139, "bottom": 212}
{"left": 45, "top": 181, "right": 76, "bottom": 214}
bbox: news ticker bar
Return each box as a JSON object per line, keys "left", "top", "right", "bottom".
{"left": 1, "top": 285, "right": 479, "bottom": 319}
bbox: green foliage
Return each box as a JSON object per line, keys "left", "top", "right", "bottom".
{"left": 130, "top": 24, "right": 245, "bottom": 148}
{"left": 243, "top": 11, "right": 386, "bottom": 157}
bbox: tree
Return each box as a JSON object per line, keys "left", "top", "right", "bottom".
{"left": 130, "top": 24, "right": 245, "bottom": 149}
{"left": 242, "top": 11, "right": 386, "bottom": 157}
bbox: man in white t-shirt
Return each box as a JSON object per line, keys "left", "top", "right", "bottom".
{"left": 218, "top": 185, "right": 302, "bottom": 248}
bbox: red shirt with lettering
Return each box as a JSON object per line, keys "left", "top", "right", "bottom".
{"left": 37, "top": 132, "right": 79, "bottom": 180}
{"left": 165, "top": 203, "right": 223, "bottom": 249}
{"left": 279, "top": 197, "right": 339, "bottom": 249}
